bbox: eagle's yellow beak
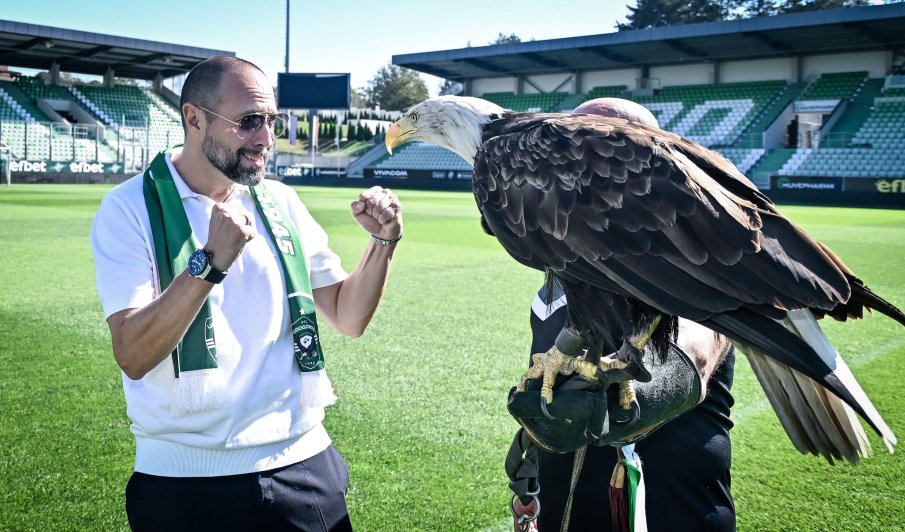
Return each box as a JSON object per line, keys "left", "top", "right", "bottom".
{"left": 385, "top": 120, "right": 415, "bottom": 155}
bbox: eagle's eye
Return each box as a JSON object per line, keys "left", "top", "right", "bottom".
{"left": 409, "top": 112, "right": 419, "bottom": 123}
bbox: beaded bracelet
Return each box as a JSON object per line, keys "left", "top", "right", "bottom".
{"left": 371, "top": 232, "right": 403, "bottom": 245}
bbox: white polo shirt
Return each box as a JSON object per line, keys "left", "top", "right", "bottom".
{"left": 91, "top": 151, "right": 348, "bottom": 476}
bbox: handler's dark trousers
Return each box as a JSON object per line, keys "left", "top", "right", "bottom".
{"left": 125, "top": 444, "right": 353, "bottom": 531}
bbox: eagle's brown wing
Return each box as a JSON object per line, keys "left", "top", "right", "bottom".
{"left": 474, "top": 113, "right": 851, "bottom": 321}
{"left": 472, "top": 113, "right": 902, "bottom": 446}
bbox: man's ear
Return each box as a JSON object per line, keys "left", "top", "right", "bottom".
{"left": 183, "top": 104, "right": 203, "bottom": 132}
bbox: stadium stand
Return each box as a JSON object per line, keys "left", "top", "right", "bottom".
{"left": 799, "top": 71, "right": 868, "bottom": 101}
{"left": 766, "top": 72, "right": 905, "bottom": 181}
{"left": 369, "top": 141, "right": 471, "bottom": 171}
{"left": 583, "top": 85, "right": 629, "bottom": 101}
{"left": 779, "top": 94, "right": 905, "bottom": 178}
{"left": 553, "top": 93, "right": 588, "bottom": 112}
{"left": 850, "top": 97, "right": 905, "bottom": 149}
{"left": 633, "top": 80, "right": 787, "bottom": 147}
{"left": 0, "top": 121, "right": 26, "bottom": 157}
{"left": 72, "top": 83, "right": 179, "bottom": 129}
{"left": 365, "top": 80, "right": 787, "bottom": 182}
{"left": 16, "top": 76, "right": 72, "bottom": 103}
{"left": 550, "top": 85, "right": 630, "bottom": 112}
{"left": 481, "top": 91, "right": 570, "bottom": 112}
{"left": 821, "top": 78, "right": 884, "bottom": 147}
{"left": 0, "top": 87, "right": 30, "bottom": 121}
{"left": 718, "top": 148, "right": 766, "bottom": 174}
{"left": 0, "top": 76, "right": 187, "bottom": 166}
{"left": 0, "top": 79, "right": 49, "bottom": 121}
{"left": 740, "top": 82, "right": 807, "bottom": 148}
{"left": 366, "top": 73, "right": 905, "bottom": 188}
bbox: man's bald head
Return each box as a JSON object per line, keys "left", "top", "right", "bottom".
{"left": 179, "top": 55, "right": 266, "bottom": 132}
{"left": 573, "top": 97, "right": 659, "bottom": 128}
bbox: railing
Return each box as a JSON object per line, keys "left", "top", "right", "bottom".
{"left": 731, "top": 132, "right": 764, "bottom": 149}
{"left": 815, "top": 131, "right": 858, "bottom": 148}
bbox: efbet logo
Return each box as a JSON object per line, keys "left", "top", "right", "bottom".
{"left": 875, "top": 179, "right": 905, "bottom": 194}
{"left": 69, "top": 161, "right": 105, "bottom": 173}
{"left": 10, "top": 160, "right": 47, "bottom": 172}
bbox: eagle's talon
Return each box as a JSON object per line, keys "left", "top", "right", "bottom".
{"left": 616, "top": 344, "right": 653, "bottom": 383}
{"left": 614, "top": 399, "right": 641, "bottom": 425}
{"left": 539, "top": 395, "right": 569, "bottom": 422}
{"left": 632, "top": 363, "right": 652, "bottom": 383}
{"left": 594, "top": 368, "right": 612, "bottom": 388}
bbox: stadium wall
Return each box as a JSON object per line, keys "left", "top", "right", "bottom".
{"left": 521, "top": 73, "right": 573, "bottom": 93}
{"left": 582, "top": 69, "right": 638, "bottom": 92}
{"left": 472, "top": 77, "right": 518, "bottom": 95}
{"left": 721, "top": 58, "right": 796, "bottom": 83}
{"left": 649, "top": 63, "right": 715, "bottom": 87}
{"left": 802, "top": 51, "right": 889, "bottom": 79}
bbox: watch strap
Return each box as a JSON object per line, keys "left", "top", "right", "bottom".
{"left": 201, "top": 261, "right": 227, "bottom": 284}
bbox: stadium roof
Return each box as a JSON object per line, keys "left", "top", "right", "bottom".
{"left": 0, "top": 19, "right": 233, "bottom": 80}
{"left": 393, "top": 3, "right": 905, "bottom": 81}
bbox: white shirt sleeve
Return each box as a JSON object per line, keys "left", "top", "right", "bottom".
{"left": 90, "top": 178, "right": 159, "bottom": 319}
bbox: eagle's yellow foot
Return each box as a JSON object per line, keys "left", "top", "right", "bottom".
{"left": 517, "top": 347, "right": 600, "bottom": 405}
{"left": 517, "top": 348, "right": 639, "bottom": 408}
{"left": 599, "top": 355, "right": 641, "bottom": 424}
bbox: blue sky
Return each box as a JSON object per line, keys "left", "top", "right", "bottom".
{"left": 2, "top": 0, "right": 630, "bottom": 94}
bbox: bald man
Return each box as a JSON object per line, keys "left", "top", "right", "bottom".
{"left": 519, "top": 98, "right": 736, "bottom": 532}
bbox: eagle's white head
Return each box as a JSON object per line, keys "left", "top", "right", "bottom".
{"left": 385, "top": 96, "right": 507, "bottom": 165}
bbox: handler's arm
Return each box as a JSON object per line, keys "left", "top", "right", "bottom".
{"left": 675, "top": 319, "right": 732, "bottom": 389}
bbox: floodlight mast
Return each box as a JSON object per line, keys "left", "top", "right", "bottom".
{"left": 280, "top": 0, "right": 289, "bottom": 176}
{"left": 284, "top": 0, "right": 290, "bottom": 74}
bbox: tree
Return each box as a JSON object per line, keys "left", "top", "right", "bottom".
{"left": 618, "top": 0, "right": 873, "bottom": 28}
{"left": 736, "top": 0, "right": 781, "bottom": 17}
{"left": 776, "top": 0, "right": 869, "bottom": 14}
{"left": 365, "top": 64, "right": 429, "bottom": 111}
{"left": 491, "top": 32, "right": 522, "bottom": 45}
{"left": 351, "top": 87, "right": 368, "bottom": 109}
{"left": 617, "top": 0, "right": 733, "bottom": 30}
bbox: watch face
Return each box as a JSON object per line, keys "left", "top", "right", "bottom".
{"left": 188, "top": 249, "right": 208, "bottom": 277}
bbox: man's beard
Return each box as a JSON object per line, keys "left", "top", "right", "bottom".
{"left": 202, "top": 133, "right": 269, "bottom": 186}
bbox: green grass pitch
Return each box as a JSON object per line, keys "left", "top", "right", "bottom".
{"left": 1, "top": 184, "right": 903, "bottom": 530}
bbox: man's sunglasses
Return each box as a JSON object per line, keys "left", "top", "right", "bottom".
{"left": 195, "top": 105, "right": 288, "bottom": 139}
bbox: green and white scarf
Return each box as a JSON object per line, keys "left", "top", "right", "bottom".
{"left": 144, "top": 151, "right": 335, "bottom": 416}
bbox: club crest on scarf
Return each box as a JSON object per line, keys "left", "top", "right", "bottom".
{"left": 292, "top": 315, "right": 323, "bottom": 371}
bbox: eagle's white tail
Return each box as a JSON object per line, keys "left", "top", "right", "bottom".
{"left": 735, "top": 309, "right": 895, "bottom": 464}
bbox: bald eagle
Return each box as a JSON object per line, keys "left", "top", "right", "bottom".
{"left": 385, "top": 96, "right": 904, "bottom": 463}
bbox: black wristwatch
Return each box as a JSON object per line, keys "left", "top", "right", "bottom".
{"left": 188, "top": 249, "right": 227, "bottom": 284}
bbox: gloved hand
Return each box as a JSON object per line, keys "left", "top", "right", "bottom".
{"left": 507, "top": 343, "right": 703, "bottom": 453}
